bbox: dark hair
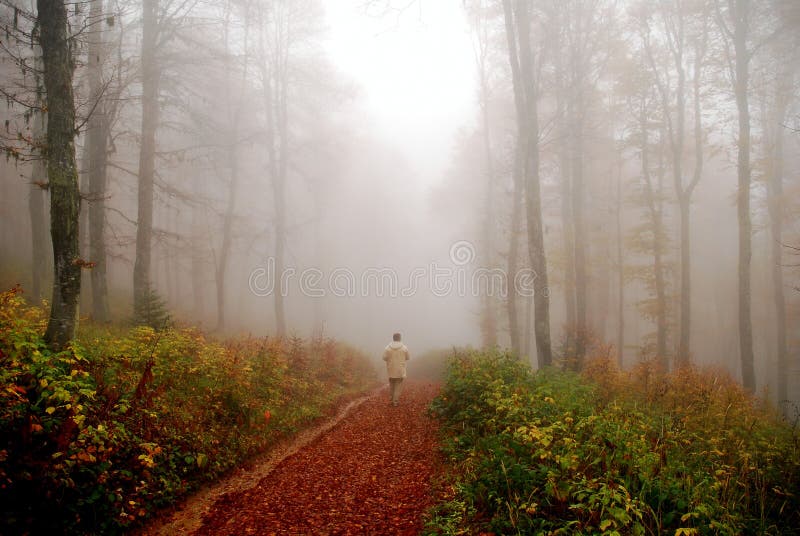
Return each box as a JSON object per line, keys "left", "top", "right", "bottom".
{"left": 393, "top": 332, "right": 401, "bottom": 341}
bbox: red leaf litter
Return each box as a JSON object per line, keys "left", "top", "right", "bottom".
{"left": 193, "top": 381, "right": 440, "bottom": 535}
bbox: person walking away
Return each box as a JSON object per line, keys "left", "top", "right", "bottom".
{"left": 383, "top": 332, "right": 410, "bottom": 406}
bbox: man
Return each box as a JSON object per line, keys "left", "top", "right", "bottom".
{"left": 382, "top": 332, "right": 410, "bottom": 406}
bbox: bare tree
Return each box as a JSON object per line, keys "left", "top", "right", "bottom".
{"left": 760, "top": 10, "right": 798, "bottom": 407}
{"left": 714, "top": 0, "right": 762, "bottom": 390}
{"left": 215, "top": 0, "right": 250, "bottom": 331}
{"left": 469, "top": 0, "right": 500, "bottom": 348}
{"left": 550, "top": 0, "right": 616, "bottom": 368}
{"left": 641, "top": 0, "right": 710, "bottom": 364}
{"left": 255, "top": 0, "right": 290, "bottom": 337}
{"left": 502, "top": 0, "right": 552, "bottom": 367}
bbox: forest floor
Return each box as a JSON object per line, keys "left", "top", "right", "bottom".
{"left": 140, "top": 381, "right": 441, "bottom": 536}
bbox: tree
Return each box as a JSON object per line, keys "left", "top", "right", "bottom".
{"left": 252, "top": 0, "right": 329, "bottom": 337}
{"left": 759, "top": 6, "right": 798, "bottom": 407}
{"left": 215, "top": 0, "right": 250, "bottom": 331}
{"left": 85, "top": 0, "right": 111, "bottom": 321}
{"left": 764, "top": 64, "right": 790, "bottom": 406}
{"left": 549, "top": 0, "right": 617, "bottom": 368}
{"left": 639, "top": 106, "right": 670, "bottom": 366}
{"left": 553, "top": 16, "right": 577, "bottom": 361}
{"left": 255, "top": 0, "right": 290, "bottom": 337}
{"left": 133, "top": 0, "right": 160, "bottom": 318}
{"left": 641, "top": 0, "right": 710, "bottom": 364}
{"left": 502, "top": 0, "right": 552, "bottom": 367}
{"left": 715, "top": 0, "right": 757, "bottom": 390}
{"left": 565, "top": 2, "right": 589, "bottom": 368}
{"left": 614, "top": 139, "right": 625, "bottom": 368}
{"left": 38, "top": 0, "right": 81, "bottom": 349}
{"left": 29, "top": 80, "right": 49, "bottom": 304}
{"left": 469, "top": 0, "right": 500, "bottom": 348}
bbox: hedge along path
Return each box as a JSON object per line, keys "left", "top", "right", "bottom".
{"left": 188, "top": 381, "right": 441, "bottom": 535}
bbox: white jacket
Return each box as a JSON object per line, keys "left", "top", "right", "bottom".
{"left": 382, "top": 341, "right": 410, "bottom": 379}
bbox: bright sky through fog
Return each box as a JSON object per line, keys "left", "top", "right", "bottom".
{"left": 322, "top": 0, "right": 477, "bottom": 186}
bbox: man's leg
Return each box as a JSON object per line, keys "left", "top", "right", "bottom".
{"left": 393, "top": 378, "right": 404, "bottom": 405}
{"left": 389, "top": 378, "right": 402, "bottom": 405}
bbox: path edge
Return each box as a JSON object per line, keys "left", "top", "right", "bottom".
{"left": 137, "top": 384, "right": 385, "bottom": 535}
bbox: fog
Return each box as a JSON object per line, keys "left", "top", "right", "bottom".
{"left": 1, "top": 0, "right": 799, "bottom": 408}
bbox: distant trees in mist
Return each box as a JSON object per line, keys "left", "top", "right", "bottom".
{"left": 1, "top": 0, "right": 349, "bottom": 341}
{"left": 0, "top": 0, "right": 798, "bottom": 407}
{"left": 453, "top": 0, "right": 799, "bottom": 404}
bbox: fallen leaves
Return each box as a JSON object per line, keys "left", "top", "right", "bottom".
{"left": 194, "top": 382, "right": 440, "bottom": 535}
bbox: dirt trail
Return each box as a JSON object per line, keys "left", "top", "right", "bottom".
{"left": 144, "top": 381, "right": 441, "bottom": 536}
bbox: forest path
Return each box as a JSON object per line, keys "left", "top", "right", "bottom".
{"left": 145, "top": 381, "right": 441, "bottom": 535}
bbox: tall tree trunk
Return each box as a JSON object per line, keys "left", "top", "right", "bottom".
{"left": 507, "top": 147, "right": 523, "bottom": 356}
{"left": 216, "top": 3, "right": 245, "bottom": 331}
{"left": 312, "top": 189, "right": 325, "bottom": 338}
{"left": 570, "top": 86, "right": 587, "bottom": 369}
{"left": 216, "top": 150, "right": 237, "bottom": 331}
{"left": 733, "top": 0, "right": 755, "bottom": 390}
{"left": 509, "top": 0, "right": 552, "bottom": 368}
{"left": 79, "top": 139, "right": 90, "bottom": 312}
{"left": 556, "top": 48, "right": 576, "bottom": 360}
{"left": 768, "top": 71, "right": 789, "bottom": 407}
{"left": 594, "top": 225, "right": 611, "bottom": 340}
{"left": 642, "top": 3, "right": 697, "bottom": 365}
{"left": 478, "top": 58, "right": 498, "bottom": 348}
{"left": 39, "top": 0, "right": 81, "bottom": 350}
{"left": 524, "top": 292, "right": 533, "bottom": 359}
{"left": 677, "top": 18, "right": 707, "bottom": 363}
{"left": 191, "top": 178, "right": 206, "bottom": 321}
{"left": 639, "top": 102, "right": 667, "bottom": 367}
{"left": 502, "top": 0, "right": 526, "bottom": 358}
{"left": 133, "top": 0, "right": 159, "bottom": 316}
{"left": 677, "top": 197, "right": 691, "bottom": 362}
{"left": 654, "top": 127, "right": 668, "bottom": 366}
{"left": 30, "top": 100, "right": 48, "bottom": 303}
{"left": 86, "top": 0, "right": 109, "bottom": 321}
{"left": 563, "top": 4, "right": 589, "bottom": 369}
{"left": 615, "top": 147, "right": 625, "bottom": 368}
{"left": 168, "top": 208, "right": 178, "bottom": 305}
{"left": 29, "top": 177, "right": 48, "bottom": 302}
{"left": 260, "top": 8, "right": 288, "bottom": 337}
{"left": 273, "top": 49, "right": 289, "bottom": 338}
{"left": 673, "top": 39, "right": 690, "bottom": 366}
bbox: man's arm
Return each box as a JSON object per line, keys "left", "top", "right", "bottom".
{"left": 404, "top": 348, "right": 410, "bottom": 361}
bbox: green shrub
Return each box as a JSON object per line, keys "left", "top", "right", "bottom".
{"left": 426, "top": 351, "right": 800, "bottom": 535}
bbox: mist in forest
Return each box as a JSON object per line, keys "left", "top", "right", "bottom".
{"left": 1, "top": 0, "right": 799, "bottom": 409}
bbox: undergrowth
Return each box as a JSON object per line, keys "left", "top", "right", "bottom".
{"left": 425, "top": 350, "right": 800, "bottom": 535}
{"left": 0, "top": 286, "right": 376, "bottom": 534}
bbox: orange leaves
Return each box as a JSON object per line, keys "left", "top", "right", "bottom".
{"left": 195, "top": 382, "right": 441, "bottom": 535}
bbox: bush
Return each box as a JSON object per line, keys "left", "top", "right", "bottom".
{"left": 426, "top": 350, "right": 800, "bottom": 535}
{"left": 0, "top": 287, "right": 376, "bottom": 534}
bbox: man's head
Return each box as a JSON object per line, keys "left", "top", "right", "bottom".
{"left": 393, "top": 332, "right": 401, "bottom": 342}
